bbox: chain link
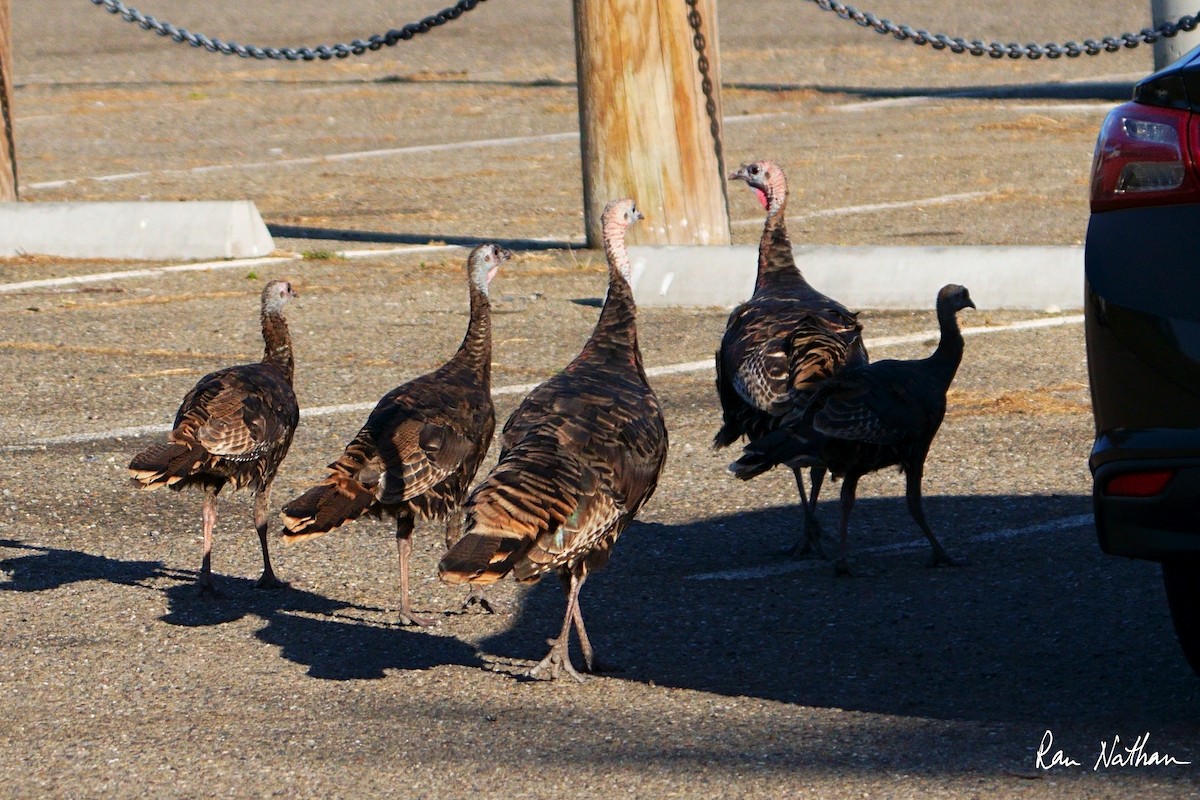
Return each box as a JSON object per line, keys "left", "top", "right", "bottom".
{"left": 684, "top": 1, "right": 724, "bottom": 166}
{"left": 88, "top": 0, "right": 1200, "bottom": 63}
{"left": 808, "top": 1, "right": 1200, "bottom": 58}
{"left": 88, "top": 0, "right": 487, "bottom": 61}
{"left": 684, "top": 0, "right": 729, "bottom": 218}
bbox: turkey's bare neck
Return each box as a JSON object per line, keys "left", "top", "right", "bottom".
{"left": 447, "top": 284, "right": 493, "bottom": 387}
{"left": 576, "top": 224, "right": 644, "bottom": 376}
{"left": 261, "top": 310, "right": 294, "bottom": 384}
{"left": 755, "top": 202, "right": 808, "bottom": 294}
{"left": 928, "top": 304, "right": 965, "bottom": 385}
{"left": 587, "top": 273, "right": 641, "bottom": 365}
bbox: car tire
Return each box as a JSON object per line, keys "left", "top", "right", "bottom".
{"left": 1162, "top": 558, "right": 1200, "bottom": 677}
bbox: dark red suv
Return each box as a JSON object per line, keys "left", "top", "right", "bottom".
{"left": 1086, "top": 48, "right": 1200, "bottom": 676}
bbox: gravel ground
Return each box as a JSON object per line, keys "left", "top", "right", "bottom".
{"left": 1, "top": 2, "right": 1198, "bottom": 798}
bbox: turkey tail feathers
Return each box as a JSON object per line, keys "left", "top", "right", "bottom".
{"left": 128, "top": 442, "right": 205, "bottom": 489}
{"left": 438, "top": 530, "right": 525, "bottom": 586}
{"left": 279, "top": 474, "right": 378, "bottom": 542}
{"left": 730, "top": 429, "right": 819, "bottom": 481}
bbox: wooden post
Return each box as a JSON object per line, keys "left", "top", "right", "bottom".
{"left": 573, "top": 0, "right": 729, "bottom": 247}
{"left": 0, "top": 0, "right": 16, "bottom": 201}
{"left": 1152, "top": 0, "right": 1200, "bottom": 70}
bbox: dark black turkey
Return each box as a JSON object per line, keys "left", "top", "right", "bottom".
{"left": 731, "top": 284, "right": 975, "bottom": 575}
{"left": 439, "top": 199, "right": 668, "bottom": 681}
{"left": 280, "top": 244, "right": 509, "bottom": 626}
{"left": 715, "top": 159, "right": 868, "bottom": 557}
{"left": 128, "top": 279, "right": 300, "bottom": 593}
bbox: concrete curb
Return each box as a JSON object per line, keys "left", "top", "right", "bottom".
{"left": 0, "top": 201, "right": 275, "bottom": 260}
{"left": 629, "top": 245, "right": 1084, "bottom": 311}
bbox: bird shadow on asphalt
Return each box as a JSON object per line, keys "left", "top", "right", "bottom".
{"left": 474, "top": 493, "right": 1200, "bottom": 728}
{"left": 728, "top": 80, "right": 1136, "bottom": 102}
{"left": 159, "top": 578, "right": 484, "bottom": 679}
{"left": 251, "top": 605, "right": 484, "bottom": 680}
{"left": 0, "top": 538, "right": 178, "bottom": 591}
{"left": 0, "top": 537, "right": 482, "bottom": 680}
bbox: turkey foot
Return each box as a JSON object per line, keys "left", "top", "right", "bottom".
{"left": 925, "top": 547, "right": 965, "bottom": 569}
{"left": 255, "top": 571, "right": 288, "bottom": 590}
{"left": 789, "top": 520, "right": 827, "bottom": 560}
{"left": 527, "top": 636, "right": 585, "bottom": 683}
{"left": 397, "top": 606, "right": 440, "bottom": 628}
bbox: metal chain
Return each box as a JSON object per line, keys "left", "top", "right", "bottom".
{"left": 88, "top": 0, "right": 487, "bottom": 61}
{"left": 684, "top": 0, "right": 726, "bottom": 200}
{"left": 808, "top": 0, "right": 1200, "bottom": 58}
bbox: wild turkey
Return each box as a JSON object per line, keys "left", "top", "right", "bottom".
{"left": 714, "top": 159, "right": 868, "bottom": 557}
{"left": 128, "top": 279, "right": 300, "bottom": 593}
{"left": 731, "top": 284, "right": 976, "bottom": 575}
{"left": 439, "top": 199, "right": 668, "bottom": 682}
{"left": 280, "top": 243, "right": 510, "bottom": 626}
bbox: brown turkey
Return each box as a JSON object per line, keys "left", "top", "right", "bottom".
{"left": 439, "top": 199, "right": 668, "bottom": 682}
{"left": 280, "top": 243, "right": 510, "bottom": 626}
{"left": 731, "top": 284, "right": 976, "bottom": 575}
{"left": 128, "top": 279, "right": 300, "bottom": 593}
{"left": 715, "top": 159, "right": 868, "bottom": 558}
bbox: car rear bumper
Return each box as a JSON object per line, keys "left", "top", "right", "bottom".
{"left": 1086, "top": 208, "right": 1200, "bottom": 561}
{"left": 1090, "top": 432, "right": 1200, "bottom": 561}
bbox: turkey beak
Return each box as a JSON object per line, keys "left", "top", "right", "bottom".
{"left": 728, "top": 165, "right": 749, "bottom": 183}
{"left": 966, "top": 297, "right": 976, "bottom": 309}
{"left": 489, "top": 248, "right": 513, "bottom": 284}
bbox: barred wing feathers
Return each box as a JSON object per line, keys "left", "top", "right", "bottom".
{"left": 129, "top": 363, "right": 298, "bottom": 491}
{"left": 281, "top": 373, "right": 495, "bottom": 539}
{"left": 439, "top": 429, "right": 625, "bottom": 585}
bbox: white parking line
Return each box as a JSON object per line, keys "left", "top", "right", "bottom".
{"left": 0, "top": 254, "right": 299, "bottom": 294}
{"left": 731, "top": 191, "right": 994, "bottom": 228}
{"left": 25, "top": 132, "right": 582, "bottom": 191}
{"left": 685, "top": 514, "right": 1094, "bottom": 581}
{"left": 23, "top": 69, "right": 1135, "bottom": 193}
{"left": 22, "top": 112, "right": 798, "bottom": 192}
{"left": 0, "top": 244, "right": 464, "bottom": 294}
{"left": 23, "top": 97, "right": 1091, "bottom": 194}
{"left": 0, "top": 313, "right": 1083, "bottom": 451}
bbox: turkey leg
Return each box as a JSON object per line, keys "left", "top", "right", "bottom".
{"left": 395, "top": 514, "right": 437, "bottom": 627}
{"left": 254, "top": 486, "right": 285, "bottom": 589}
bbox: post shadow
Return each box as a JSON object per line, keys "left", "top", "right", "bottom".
{"left": 266, "top": 225, "right": 583, "bottom": 252}
{"left": 728, "top": 80, "right": 1137, "bottom": 103}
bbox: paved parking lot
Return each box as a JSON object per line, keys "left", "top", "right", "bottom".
{"left": 1, "top": 2, "right": 1197, "bottom": 798}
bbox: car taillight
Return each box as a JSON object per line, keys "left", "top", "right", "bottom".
{"left": 1090, "top": 102, "right": 1200, "bottom": 212}
{"left": 1103, "top": 469, "right": 1175, "bottom": 497}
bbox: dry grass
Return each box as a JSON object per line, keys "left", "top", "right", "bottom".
{"left": 0, "top": 340, "right": 251, "bottom": 361}
{"left": 948, "top": 383, "right": 1090, "bottom": 417}
{"left": 975, "top": 114, "right": 1099, "bottom": 140}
